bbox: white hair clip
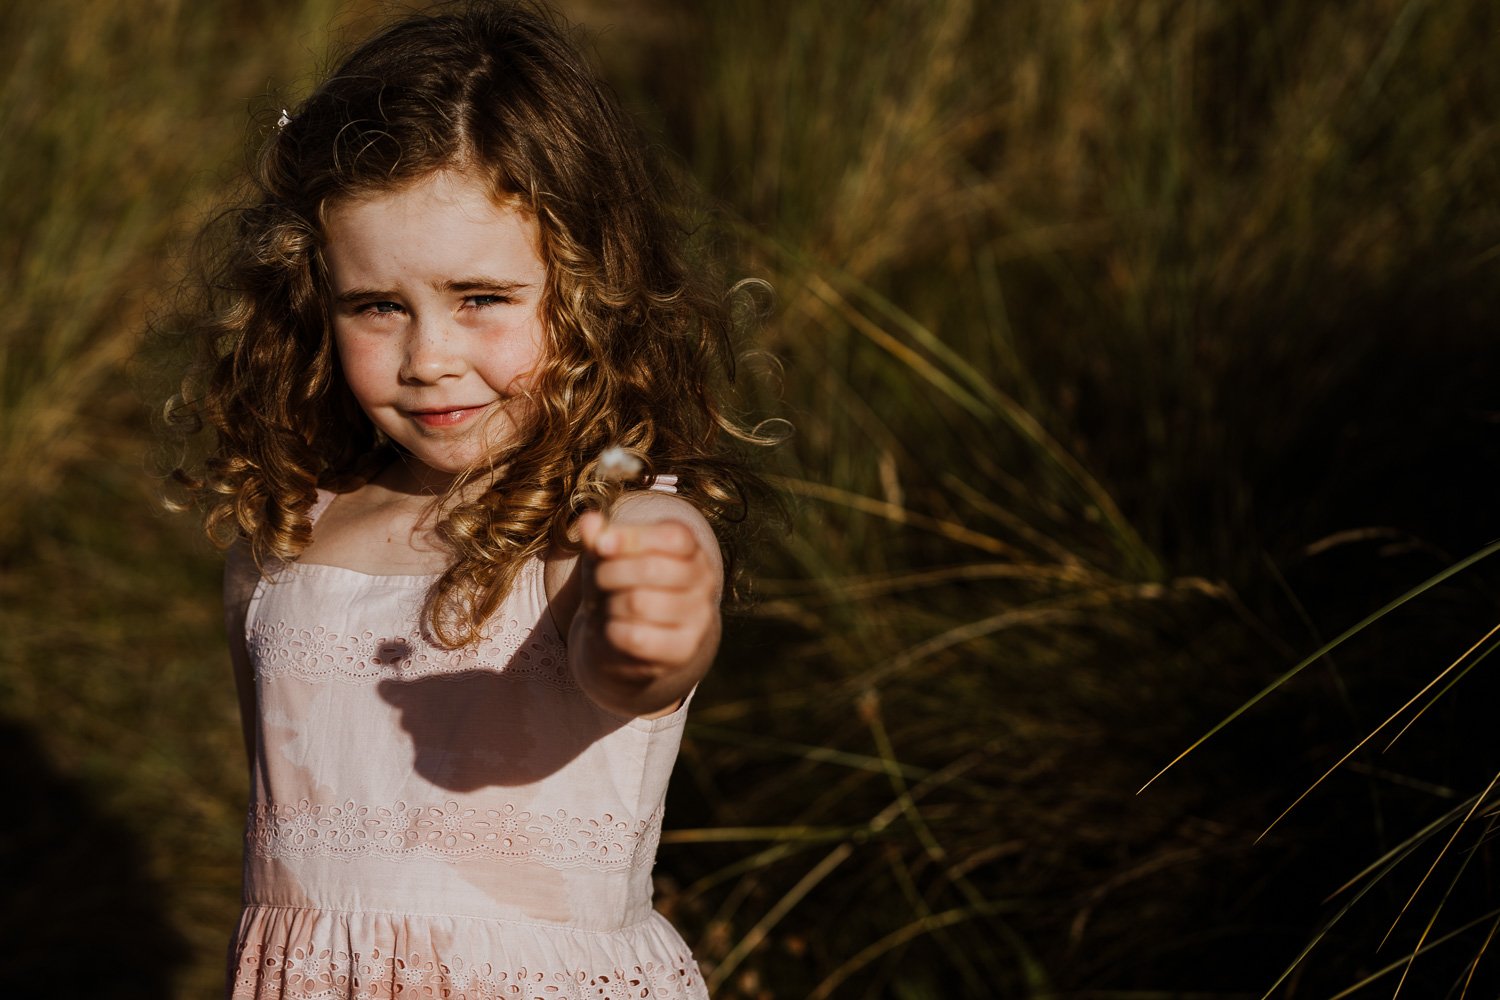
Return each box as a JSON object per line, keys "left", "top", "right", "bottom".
{"left": 276, "top": 109, "right": 292, "bottom": 130}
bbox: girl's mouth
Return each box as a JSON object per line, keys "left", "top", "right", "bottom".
{"left": 408, "top": 404, "right": 489, "bottom": 428}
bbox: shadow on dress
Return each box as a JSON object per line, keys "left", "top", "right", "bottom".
{"left": 376, "top": 630, "right": 626, "bottom": 791}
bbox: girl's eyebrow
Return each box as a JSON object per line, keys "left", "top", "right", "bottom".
{"left": 443, "top": 277, "right": 532, "bottom": 294}
{"left": 333, "top": 278, "right": 532, "bottom": 303}
{"left": 334, "top": 287, "right": 400, "bottom": 304}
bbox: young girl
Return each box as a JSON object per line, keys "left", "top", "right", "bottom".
{"left": 167, "top": 4, "right": 763, "bottom": 997}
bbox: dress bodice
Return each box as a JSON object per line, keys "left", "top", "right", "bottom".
{"left": 244, "top": 553, "right": 689, "bottom": 930}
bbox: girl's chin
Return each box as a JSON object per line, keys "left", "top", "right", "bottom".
{"left": 378, "top": 414, "right": 528, "bottom": 490}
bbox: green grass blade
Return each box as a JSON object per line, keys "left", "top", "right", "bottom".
{"left": 1326, "top": 907, "right": 1500, "bottom": 1000}
{"left": 1382, "top": 627, "right": 1500, "bottom": 752}
{"left": 1386, "top": 778, "right": 1500, "bottom": 996}
{"left": 807, "top": 901, "right": 1026, "bottom": 1000}
{"left": 1327, "top": 793, "right": 1486, "bottom": 901}
{"left": 1140, "top": 539, "right": 1500, "bottom": 793}
{"left": 1258, "top": 621, "right": 1500, "bottom": 841}
{"left": 1458, "top": 912, "right": 1500, "bottom": 999}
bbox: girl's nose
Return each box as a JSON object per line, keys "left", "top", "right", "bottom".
{"left": 399, "top": 318, "right": 466, "bottom": 384}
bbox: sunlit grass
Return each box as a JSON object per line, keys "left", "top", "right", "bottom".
{"left": 639, "top": 0, "right": 1499, "bottom": 995}
{"left": 0, "top": 0, "right": 371, "bottom": 546}
{"left": 0, "top": 1, "right": 368, "bottom": 993}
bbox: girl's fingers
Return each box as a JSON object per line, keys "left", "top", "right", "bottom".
{"left": 592, "top": 519, "right": 698, "bottom": 559}
{"left": 605, "top": 587, "right": 709, "bottom": 627}
{"left": 576, "top": 510, "right": 607, "bottom": 550}
{"left": 592, "top": 553, "right": 704, "bottom": 592}
{"left": 577, "top": 512, "right": 719, "bottom": 666}
{"left": 602, "top": 618, "right": 704, "bottom": 665}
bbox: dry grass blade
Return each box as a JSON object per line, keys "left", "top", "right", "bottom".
{"left": 859, "top": 692, "right": 988, "bottom": 992}
{"left": 1326, "top": 795, "right": 1487, "bottom": 902}
{"left": 1257, "top": 620, "right": 1500, "bottom": 842}
{"left": 1386, "top": 779, "right": 1500, "bottom": 997}
{"left": 767, "top": 474, "right": 1027, "bottom": 560}
{"left": 830, "top": 273, "right": 1157, "bottom": 574}
{"left": 1381, "top": 630, "right": 1500, "bottom": 752}
{"left": 799, "top": 267, "right": 1157, "bottom": 576}
{"left": 686, "top": 723, "right": 934, "bottom": 781}
{"left": 1459, "top": 913, "right": 1500, "bottom": 999}
{"left": 759, "top": 562, "right": 1100, "bottom": 604}
{"left": 1325, "top": 907, "right": 1500, "bottom": 1000}
{"left": 800, "top": 272, "right": 992, "bottom": 421}
{"left": 660, "top": 825, "right": 866, "bottom": 844}
{"left": 807, "top": 902, "right": 1020, "bottom": 1000}
{"left": 860, "top": 579, "right": 1219, "bottom": 690}
{"left": 706, "top": 747, "right": 991, "bottom": 991}
{"left": 683, "top": 843, "right": 808, "bottom": 900}
{"left": 940, "top": 472, "right": 1097, "bottom": 571}
{"left": 1140, "top": 539, "right": 1500, "bottom": 794}
{"left": 707, "top": 842, "right": 855, "bottom": 992}
{"left": 866, "top": 692, "right": 1049, "bottom": 991}
{"left": 1260, "top": 844, "right": 1417, "bottom": 999}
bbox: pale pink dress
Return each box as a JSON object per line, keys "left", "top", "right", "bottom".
{"left": 227, "top": 489, "right": 709, "bottom": 999}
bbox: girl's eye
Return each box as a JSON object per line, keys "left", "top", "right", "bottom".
{"left": 465, "top": 294, "right": 512, "bottom": 309}
{"left": 358, "top": 301, "right": 403, "bottom": 316}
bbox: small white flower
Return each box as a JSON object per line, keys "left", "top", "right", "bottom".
{"left": 597, "top": 445, "right": 643, "bottom": 482}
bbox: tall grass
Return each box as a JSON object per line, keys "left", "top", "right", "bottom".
{"left": 0, "top": 2, "right": 364, "bottom": 994}
{"left": 633, "top": 0, "right": 1500, "bottom": 994}
{"left": 1, "top": 0, "right": 1496, "bottom": 996}
{"left": 0, "top": 0, "right": 373, "bottom": 545}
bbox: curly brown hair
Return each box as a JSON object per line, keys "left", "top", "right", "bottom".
{"left": 166, "top": 0, "right": 774, "bottom": 646}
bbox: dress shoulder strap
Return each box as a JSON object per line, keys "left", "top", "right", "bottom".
{"left": 307, "top": 488, "right": 337, "bottom": 526}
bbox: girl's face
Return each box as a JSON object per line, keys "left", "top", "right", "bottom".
{"left": 323, "top": 169, "right": 548, "bottom": 489}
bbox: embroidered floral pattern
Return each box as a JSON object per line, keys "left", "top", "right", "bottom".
{"left": 247, "top": 618, "right": 572, "bottom": 689}
{"left": 231, "top": 944, "right": 704, "bottom": 1000}
{"left": 249, "top": 799, "right": 661, "bottom": 871}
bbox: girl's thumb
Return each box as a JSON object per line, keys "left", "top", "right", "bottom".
{"left": 577, "top": 510, "right": 606, "bottom": 553}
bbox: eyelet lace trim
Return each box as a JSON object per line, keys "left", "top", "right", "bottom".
{"left": 248, "top": 799, "right": 663, "bottom": 871}
{"left": 230, "top": 943, "right": 704, "bottom": 999}
{"left": 247, "top": 618, "right": 572, "bottom": 689}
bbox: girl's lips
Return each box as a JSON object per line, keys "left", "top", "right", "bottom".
{"left": 407, "top": 404, "right": 490, "bottom": 428}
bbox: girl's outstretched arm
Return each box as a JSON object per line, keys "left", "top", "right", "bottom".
{"left": 550, "top": 493, "right": 722, "bottom": 720}
{"left": 223, "top": 542, "right": 260, "bottom": 774}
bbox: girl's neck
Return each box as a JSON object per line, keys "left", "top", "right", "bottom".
{"left": 376, "top": 455, "right": 458, "bottom": 498}
{"left": 297, "top": 465, "right": 453, "bottom": 576}
{"left": 375, "top": 453, "right": 506, "bottom": 503}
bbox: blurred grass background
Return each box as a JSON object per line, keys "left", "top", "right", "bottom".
{"left": 2, "top": 0, "right": 1498, "bottom": 996}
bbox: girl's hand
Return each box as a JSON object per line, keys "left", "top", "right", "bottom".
{"left": 569, "top": 496, "right": 722, "bottom": 718}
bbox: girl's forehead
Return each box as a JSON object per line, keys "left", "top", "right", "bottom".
{"left": 320, "top": 171, "right": 545, "bottom": 291}
{"left": 323, "top": 168, "right": 530, "bottom": 226}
